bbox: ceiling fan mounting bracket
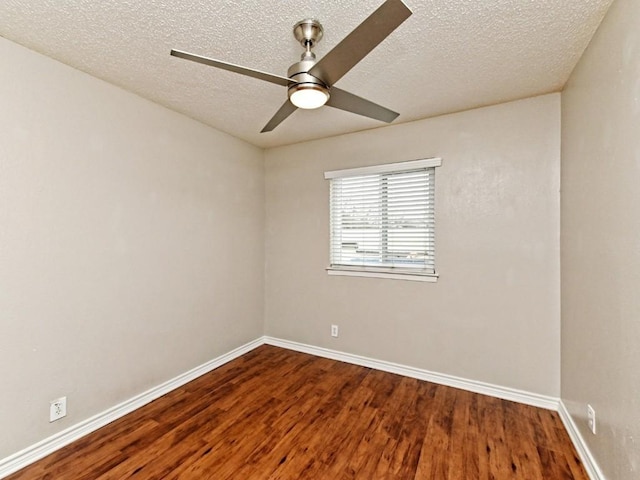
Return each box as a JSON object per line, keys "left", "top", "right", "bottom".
{"left": 293, "top": 19, "right": 324, "bottom": 49}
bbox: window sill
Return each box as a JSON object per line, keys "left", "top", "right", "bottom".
{"left": 326, "top": 267, "right": 438, "bottom": 282}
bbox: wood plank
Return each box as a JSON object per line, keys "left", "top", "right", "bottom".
{"left": 6, "top": 346, "right": 589, "bottom": 480}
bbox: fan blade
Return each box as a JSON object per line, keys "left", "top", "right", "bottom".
{"left": 308, "top": 0, "right": 411, "bottom": 86}
{"left": 327, "top": 87, "right": 399, "bottom": 123}
{"left": 170, "top": 49, "right": 291, "bottom": 87}
{"left": 261, "top": 101, "right": 298, "bottom": 133}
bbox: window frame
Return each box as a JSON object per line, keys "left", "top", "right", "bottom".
{"left": 324, "top": 158, "right": 441, "bottom": 282}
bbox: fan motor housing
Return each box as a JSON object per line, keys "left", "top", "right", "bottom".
{"left": 287, "top": 66, "right": 329, "bottom": 95}
{"left": 287, "top": 60, "right": 324, "bottom": 85}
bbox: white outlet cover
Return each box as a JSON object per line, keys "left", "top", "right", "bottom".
{"left": 587, "top": 404, "right": 596, "bottom": 434}
{"left": 331, "top": 325, "right": 339, "bottom": 337}
{"left": 50, "top": 396, "right": 67, "bottom": 422}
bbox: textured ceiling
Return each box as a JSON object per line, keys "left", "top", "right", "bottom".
{"left": 0, "top": 0, "right": 613, "bottom": 148}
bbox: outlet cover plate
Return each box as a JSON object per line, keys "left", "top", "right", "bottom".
{"left": 587, "top": 404, "right": 596, "bottom": 434}
{"left": 50, "top": 396, "right": 67, "bottom": 422}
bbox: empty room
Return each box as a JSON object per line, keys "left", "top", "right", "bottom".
{"left": 1, "top": 0, "right": 638, "bottom": 478}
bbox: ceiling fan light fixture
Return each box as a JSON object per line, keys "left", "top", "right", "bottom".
{"left": 288, "top": 83, "right": 330, "bottom": 109}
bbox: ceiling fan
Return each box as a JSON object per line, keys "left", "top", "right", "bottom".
{"left": 170, "top": 0, "right": 412, "bottom": 133}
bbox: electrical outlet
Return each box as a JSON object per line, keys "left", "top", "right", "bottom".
{"left": 50, "top": 397, "right": 67, "bottom": 422}
{"left": 331, "top": 324, "right": 339, "bottom": 337}
{"left": 587, "top": 404, "right": 596, "bottom": 434}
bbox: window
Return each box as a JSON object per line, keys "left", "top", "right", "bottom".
{"left": 324, "top": 158, "right": 441, "bottom": 282}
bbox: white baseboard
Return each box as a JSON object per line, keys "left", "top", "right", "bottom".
{"left": 558, "top": 400, "right": 605, "bottom": 480}
{"left": 0, "top": 337, "right": 264, "bottom": 479}
{"left": 264, "top": 336, "right": 560, "bottom": 411}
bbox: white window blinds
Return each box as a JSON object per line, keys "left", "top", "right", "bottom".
{"left": 325, "top": 158, "right": 441, "bottom": 276}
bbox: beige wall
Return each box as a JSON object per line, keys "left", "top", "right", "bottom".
{"left": 265, "top": 94, "right": 561, "bottom": 396}
{"left": 0, "top": 38, "right": 264, "bottom": 458}
{"left": 561, "top": 0, "right": 640, "bottom": 477}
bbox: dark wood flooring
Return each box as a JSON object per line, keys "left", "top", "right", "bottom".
{"left": 6, "top": 345, "right": 588, "bottom": 479}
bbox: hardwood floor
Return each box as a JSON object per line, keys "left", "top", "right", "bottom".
{"left": 7, "top": 346, "right": 588, "bottom": 479}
